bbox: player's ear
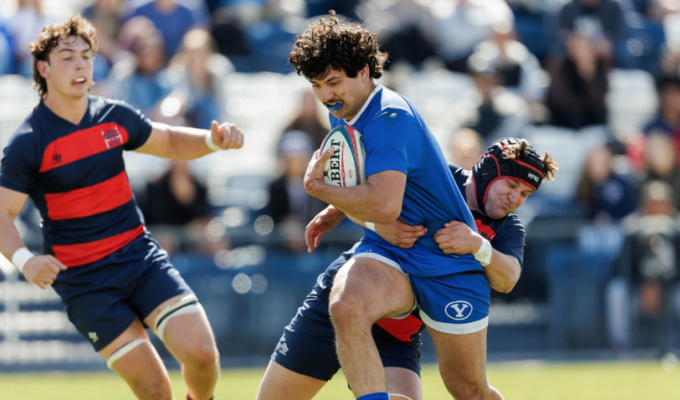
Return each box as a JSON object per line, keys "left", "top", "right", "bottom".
{"left": 37, "top": 60, "right": 50, "bottom": 79}
{"left": 360, "top": 64, "right": 370, "bottom": 81}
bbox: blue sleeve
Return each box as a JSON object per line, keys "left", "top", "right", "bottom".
{"left": 0, "top": 132, "right": 41, "bottom": 194}
{"left": 363, "top": 109, "right": 419, "bottom": 177}
{"left": 490, "top": 215, "right": 526, "bottom": 268}
{"left": 116, "top": 101, "right": 153, "bottom": 151}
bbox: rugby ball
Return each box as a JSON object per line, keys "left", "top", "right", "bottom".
{"left": 320, "top": 125, "right": 366, "bottom": 187}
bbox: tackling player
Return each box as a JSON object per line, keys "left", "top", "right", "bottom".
{"left": 255, "top": 139, "right": 558, "bottom": 400}
{"left": 0, "top": 16, "right": 243, "bottom": 400}
{"left": 290, "top": 12, "right": 556, "bottom": 400}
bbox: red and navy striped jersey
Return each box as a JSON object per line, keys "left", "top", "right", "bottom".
{"left": 0, "top": 96, "right": 153, "bottom": 267}
{"left": 375, "top": 163, "right": 526, "bottom": 341}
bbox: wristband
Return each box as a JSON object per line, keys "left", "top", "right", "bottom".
{"left": 205, "top": 132, "right": 221, "bottom": 152}
{"left": 11, "top": 247, "right": 34, "bottom": 274}
{"left": 473, "top": 238, "right": 492, "bottom": 267}
{"left": 364, "top": 221, "right": 376, "bottom": 231}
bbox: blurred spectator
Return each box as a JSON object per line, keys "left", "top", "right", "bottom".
{"left": 305, "top": 0, "right": 360, "bottom": 20}
{"left": 160, "top": 29, "right": 233, "bottom": 129}
{"left": 81, "top": 0, "right": 126, "bottom": 81}
{"left": 267, "top": 132, "right": 326, "bottom": 251}
{"left": 554, "top": 0, "right": 626, "bottom": 65}
{"left": 0, "top": 20, "right": 15, "bottom": 75}
{"left": 575, "top": 143, "right": 638, "bottom": 221}
{"left": 106, "top": 19, "right": 171, "bottom": 117}
{"left": 643, "top": 75, "right": 680, "bottom": 140}
{"left": 283, "top": 90, "right": 329, "bottom": 150}
{"left": 138, "top": 160, "right": 212, "bottom": 254}
{"left": 448, "top": 128, "right": 484, "bottom": 170}
{"left": 244, "top": 0, "right": 304, "bottom": 73}
{"left": 470, "top": 20, "right": 549, "bottom": 122}
{"left": 126, "top": 0, "right": 205, "bottom": 57}
{"left": 5, "top": 0, "right": 56, "bottom": 77}
{"left": 429, "top": 0, "right": 514, "bottom": 73}
{"left": 210, "top": 7, "right": 251, "bottom": 70}
{"left": 605, "top": 180, "right": 680, "bottom": 351}
{"left": 546, "top": 32, "right": 609, "bottom": 129}
{"left": 639, "top": 133, "right": 680, "bottom": 209}
{"left": 462, "top": 52, "right": 531, "bottom": 141}
{"left": 359, "top": 0, "right": 438, "bottom": 69}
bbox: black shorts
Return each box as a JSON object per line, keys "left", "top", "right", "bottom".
{"left": 271, "top": 251, "right": 422, "bottom": 381}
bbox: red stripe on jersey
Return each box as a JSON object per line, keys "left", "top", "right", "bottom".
{"left": 475, "top": 219, "right": 497, "bottom": 240}
{"left": 45, "top": 172, "right": 133, "bottom": 220}
{"left": 376, "top": 314, "right": 424, "bottom": 342}
{"left": 39, "top": 123, "right": 129, "bottom": 173}
{"left": 53, "top": 225, "right": 144, "bottom": 267}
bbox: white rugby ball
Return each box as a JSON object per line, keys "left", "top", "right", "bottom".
{"left": 320, "top": 125, "right": 366, "bottom": 187}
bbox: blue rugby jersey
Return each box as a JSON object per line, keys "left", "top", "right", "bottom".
{"left": 0, "top": 96, "right": 152, "bottom": 267}
{"left": 376, "top": 163, "right": 526, "bottom": 340}
{"left": 330, "top": 85, "right": 480, "bottom": 277}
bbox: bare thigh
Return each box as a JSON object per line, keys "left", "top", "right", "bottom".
{"left": 255, "top": 360, "right": 327, "bottom": 400}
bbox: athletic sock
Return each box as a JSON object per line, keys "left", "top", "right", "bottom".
{"left": 356, "top": 393, "right": 390, "bottom": 400}
{"left": 186, "top": 396, "right": 213, "bottom": 400}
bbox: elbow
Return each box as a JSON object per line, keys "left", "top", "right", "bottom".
{"left": 495, "top": 280, "right": 517, "bottom": 294}
{"left": 370, "top": 203, "right": 402, "bottom": 225}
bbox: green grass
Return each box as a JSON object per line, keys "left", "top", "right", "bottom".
{"left": 1, "top": 361, "right": 679, "bottom": 400}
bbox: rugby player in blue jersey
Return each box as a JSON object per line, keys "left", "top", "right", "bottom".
{"left": 0, "top": 16, "right": 243, "bottom": 400}
{"left": 287, "top": 12, "right": 557, "bottom": 400}
{"left": 256, "top": 139, "right": 558, "bottom": 400}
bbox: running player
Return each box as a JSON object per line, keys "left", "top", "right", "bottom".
{"left": 0, "top": 16, "right": 243, "bottom": 400}
{"left": 256, "top": 138, "right": 558, "bottom": 400}
{"left": 290, "top": 12, "right": 555, "bottom": 399}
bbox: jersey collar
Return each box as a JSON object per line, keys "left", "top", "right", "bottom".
{"left": 346, "top": 84, "right": 383, "bottom": 126}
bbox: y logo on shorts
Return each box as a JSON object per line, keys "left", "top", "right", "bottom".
{"left": 445, "top": 301, "right": 473, "bottom": 321}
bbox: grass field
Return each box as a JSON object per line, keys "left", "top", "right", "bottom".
{"left": 1, "top": 361, "right": 680, "bottom": 400}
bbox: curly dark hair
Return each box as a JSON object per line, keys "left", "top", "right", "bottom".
{"left": 289, "top": 10, "right": 388, "bottom": 80}
{"left": 503, "top": 139, "right": 558, "bottom": 182}
{"left": 30, "top": 14, "right": 98, "bottom": 99}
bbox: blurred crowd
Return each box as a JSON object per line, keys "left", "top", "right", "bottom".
{"left": 3, "top": 0, "right": 680, "bottom": 354}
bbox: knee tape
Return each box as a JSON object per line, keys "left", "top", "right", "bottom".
{"left": 154, "top": 294, "right": 204, "bottom": 342}
{"left": 107, "top": 338, "right": 149, "bottom": 369}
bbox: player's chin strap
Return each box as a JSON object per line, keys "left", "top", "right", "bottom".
{"left": 389, "top": 394, "right": 415, "bottom": 400}
{"left": 107, "top": 338, "right": 149, "bottom": 369}
{"left": 154, "top": 294, "right": 204, "bottom": 342}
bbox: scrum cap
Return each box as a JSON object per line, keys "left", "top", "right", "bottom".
{"left": 471, "top": 138, "right": 545, "bottom": 213}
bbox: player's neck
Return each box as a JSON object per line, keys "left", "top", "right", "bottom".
{"left": 465, "top": 178, "right": 482, "bottom": 214}
{"left": 42, "top": 92, "right": 89, "bottom": 125}
{"left": 344, "top": 80, "right": 377, "bottom": 122}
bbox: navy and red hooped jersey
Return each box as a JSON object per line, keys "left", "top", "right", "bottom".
{"left": 0, "top": 96, "right": 153, "bottom": 267}
{"left": 375, "top": 163, "right": 526, "bottom": 341}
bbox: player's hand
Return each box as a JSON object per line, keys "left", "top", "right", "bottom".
{"left": 210, "top": 120, "right": 244, "bottom": 150}
{"left": 304, "top": 147, "right": 334, "bottom": 196}
{"left": 22, "top": 255, "right": 67, "bottom": 290}
{"left": 375, "top": 219, "right": 427, "bottom": 249}
{"left": 434, "top": 221, "right": 483, "bottom": 255}
{"left": 305, "top": 206, "right": 346, "bottom": 253}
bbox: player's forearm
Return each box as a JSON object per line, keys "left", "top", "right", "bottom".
{"left": 308, "top": 183, "right": 401, "bottom": 224}
{"left": 153, "top": 124, "right": 214, "bottom": 160}
{"left": 0, "top": 211, "right": 28, "bottom": 263}
{"left": 484, "top": 250, "right": 521, "bottom": 294}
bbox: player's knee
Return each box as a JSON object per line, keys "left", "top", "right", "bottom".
{"left": 443, "top": 377, "right": 489, "bottom": 400}
{"left": 183, "top": 342, "right": 219, "bottom": 371}
{"left": 328, "top": 295, "right": 370, "bottom": 332}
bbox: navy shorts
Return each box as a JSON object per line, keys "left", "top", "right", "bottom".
{"left": 271, "top": 251, "right": 422, "bottom": 381}
{"left": 52, "top": 235, "right": 193, "bottom": 352}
